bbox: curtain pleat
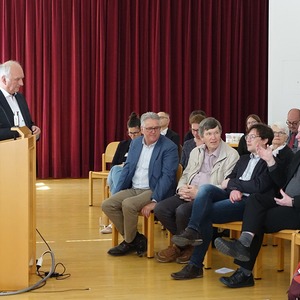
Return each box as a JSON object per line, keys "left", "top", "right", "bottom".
{"left": 0, "top": 0, "right": 269, "bottom": 178}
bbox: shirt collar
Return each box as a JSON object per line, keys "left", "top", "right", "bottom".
{"left": 160, "top": 128, "right": 168, "bottom": 135}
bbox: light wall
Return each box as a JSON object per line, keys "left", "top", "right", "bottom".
{"left": 268, "top": 0, "right": 300, "bottom": 124}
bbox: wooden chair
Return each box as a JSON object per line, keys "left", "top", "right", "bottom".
{"left": 291, "top": 232, "right": 300, "bottom": 280}
{"left": 204, "top": 222, "right": 300, "bottom": 280}
{"left": 203, "top": 222, "right": 263, "bottom": 279}
{"left": 88, "top": 141, "right": 120, "bottom": 206}
{"left": 112, "top": 164, "right": 183, "bottom": 258}
{"left": 272, "top": 230, "right": 300, "bottom": 281}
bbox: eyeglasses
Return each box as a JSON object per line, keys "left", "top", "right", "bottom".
{"left": 143, "top": 126, "right": 161, "bottom": 132}
{"left": 247, "top": 121, "right": 258, "bottom": 126}
{"left": 128, "top": 131, "right": 140, "bottom": 136}
{"left": 273, "top": 131, "right": 286, "bottom": 137}
{"left": 245, "top": 134, "right": 261, "bottom": 140}
{"left": 286, "top": 120, "right": 300, "bottom": 127}
{"left": 191, "top": 128, "right": 199, "bottom": 133}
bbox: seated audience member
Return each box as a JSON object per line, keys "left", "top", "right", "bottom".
{"left": 107, "top": 112, "right": 141, "bottom": 195}
{"left": 237, "top": 114, "right": 262, "bottom": 156}
{"left": 157, "top": 111, "right": 180, "bottom": 147}
{"left": 184, "top": 110, "right": 207, "bottom": 142}
{"left": 102, "top": 112, "right": 179, "bottom": 257}
{"left": 154, "top": 117, "right": 239, "bottom": 264}
{"left": 170, "top": 123, "right": 274, "bottom": 280}
{"left": 214, "top": 124, "right": 299, "bottom": 288}
{"left": 101, "top": 112, "right": 141, "bottom": 234}
{"left": 286, "top": 108, "right": 300, "bottom": 153}
{"left": 270, "top": 121, "right": 294, "bottom": 160}
{"left": 180, "top": 114, "right": 206, "bottom": 170}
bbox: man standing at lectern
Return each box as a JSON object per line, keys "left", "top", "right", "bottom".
{"left": 0, "top": 60, "right": 41, "bottom": 141}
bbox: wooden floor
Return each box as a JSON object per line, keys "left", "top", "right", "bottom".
{"left": 8, "top": 179, "right": 293, "bottom": 299}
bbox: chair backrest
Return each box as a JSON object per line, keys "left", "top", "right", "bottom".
{"left": 176, "top": 164, "right": 183, "bottom": 183}
{"left": 101, "top": 141, "right": 120, "bottom": 172}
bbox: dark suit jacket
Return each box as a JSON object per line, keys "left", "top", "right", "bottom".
{"left": 270, "top": 150, "right": 300, "bottom": 208}
{"left": 165, "top": 128, "right": 180, "bottom": 146}
{"left": 115, "top": 135, "right": 179, "bottom": 202}
{"left": 226, "top": 154, "right": 274, "bottom": 195}
{"left": 0, "top": 90, "right": 35, "bottom": 141}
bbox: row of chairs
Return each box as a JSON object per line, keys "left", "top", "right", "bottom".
{"left": 89, "top": 142, "right": 300, "bottom": 281}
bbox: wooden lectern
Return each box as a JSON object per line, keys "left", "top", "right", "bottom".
{"left": 0, "top": 127, "right": 36, "bottom": 290}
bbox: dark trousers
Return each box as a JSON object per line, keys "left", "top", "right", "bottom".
{"left": 235, "top": 192, "right": 300, "bottom": 271}
{"left": 154, "top": 195, "right": 193, "bottom": 235}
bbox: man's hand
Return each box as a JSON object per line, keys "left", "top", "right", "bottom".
{"left": 141, "top": 202, "right": 156, "bottom": 218}
{"left": 256, "top": 144, "right": 275, "bottom": 166}
{"left": 274, "top": 189, "right": 294, "bottom": 207}
{"left": 229, "top": 190, "right": 243, "bottom": 203}
{"left": 177, "top": 185, "right": 197, "bottom": 201}
{"left": 31, "top": 125, "right": 41, "bottom": 140}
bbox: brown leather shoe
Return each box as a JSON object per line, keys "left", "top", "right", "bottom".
{"left": 155, "top": 245, "right": 181, "bottom": 263}
{"left": 176, "top": 245, "right": 194, "bottom": 264}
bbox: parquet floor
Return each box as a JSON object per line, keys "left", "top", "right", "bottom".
{"left": 6, "top": 179, "right": 292, "bottom": 299}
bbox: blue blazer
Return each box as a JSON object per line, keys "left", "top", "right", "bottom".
{"left": 115, "top": 135, "right": 179, "bottom": 202}
{"left": 0, "top": 90, "right": 35, "bottom": 141}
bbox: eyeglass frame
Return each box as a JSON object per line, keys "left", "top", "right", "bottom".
{"left": 143, "top": 126, "right": 161, "bottom": 132}
{"left": 128, "top": 130, "right": 141, "bottom": 136}
{"left": 245, "top": 134, "right": 261, "bottom": 140}
{"left": 286, "top": 120, "right": 300, "bottom": 127}
{"left": 273, "top": 131, "right": 286, "bottom": 137}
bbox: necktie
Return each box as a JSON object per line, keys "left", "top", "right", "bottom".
{"left": 288, "top": 133, "right": 296, "bottom": 148}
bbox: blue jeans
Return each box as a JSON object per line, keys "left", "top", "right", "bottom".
{"left": 187, "top": 184, "right": 247, "bottom": 268}
{"left": 107, "top": 165, "right": 123, "bottom": 195}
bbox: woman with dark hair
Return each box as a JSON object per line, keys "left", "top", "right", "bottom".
{"left": 237, "top": 114, "right": 262, "bottom": 156}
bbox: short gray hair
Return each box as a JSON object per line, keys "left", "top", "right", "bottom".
{"left": 140, "top": 112, "right": 160, "bottom": 127}
{"left": 270, "top": 121, "right": 289, "bottom": 135}
{"left": 198, "top": 117, "right": 222, "bottom": 137}
{"left": 0, "top": 60, "right": 21, "bottom": 78}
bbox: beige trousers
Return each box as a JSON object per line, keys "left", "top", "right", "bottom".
{"left": 102, "top": 188, "right": 152, "bottom": 243}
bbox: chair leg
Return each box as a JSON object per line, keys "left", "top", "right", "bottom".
{"left": 253, "top": 247, "right": 262, "bottom": 279}
{"left": 203, "top": 243, "right": 212, "bottom": 269}
{"left": 146, "top": 213, "right": 154, "bottom": 258}
{"left": 277, "top": 239, "right": 285, "bottom": 271}
{"left": 167, "top": 231, "right": 172, "bottom": 247}
{"left": 290, "top": 233, "right": 300, "bottom": 281}
{"left": 88, "top": 171, "right": 93, "bottom": 206}
{"left": 112, "top": 224, "right": 119, "bottom": 247}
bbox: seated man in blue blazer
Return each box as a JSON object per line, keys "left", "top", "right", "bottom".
{"left": 102, "top": 112, "right": 179, "bottom": 257}
{"left": 0, "top": 60, "right": 41, "bottom": 141}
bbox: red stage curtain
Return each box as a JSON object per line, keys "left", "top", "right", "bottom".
{"left": 0, "top": 0, "right": 268, "bottom": 178}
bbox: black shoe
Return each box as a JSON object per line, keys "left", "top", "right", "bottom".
{"left": 171, "top": 228, "right": 203, "bottom": 247}
{"left": 132, "top": 232, "right": 147, "bottom": 257}
{"left": 214, "top": 237, "right": 250, "bottom": 261}
{"left": 108, "top": 240, "right": 135, "bottom": 256}
{"left": 220, "top": 269, "right": 254, "bottom": 288}
{"left": 171, "top": 264, "right": 203, "bottom": 280}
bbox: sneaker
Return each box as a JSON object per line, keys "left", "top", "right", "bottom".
{"left": 220, "top": 268, "right": 254, "bottom": 288}
{"left": 171, "top": 264, "right": 203, "bottom": 280}
{"left": 176, "top": 245, "right": 194, "bottom": 264}
{"left": 214, "top": 237, "right": 250, "bottom": 262}
{"left": 171, "top": 228, "right": 203, "bottom": 247}
{"left": 155, "top": 245, "right": 181, "bottom": 263}
{"left": 100, "top": 224, "right": 112, "bottom": 234}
